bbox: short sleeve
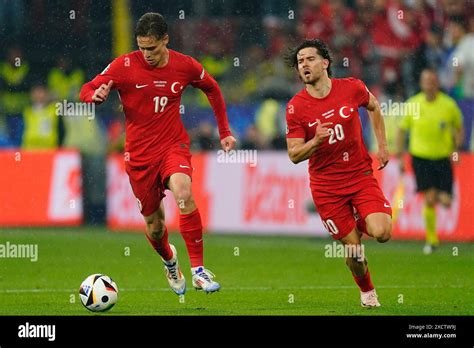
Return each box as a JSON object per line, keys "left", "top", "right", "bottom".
{"left": 353, "top": 78, "right": 370, "bottom": 107}
{"left": 286, "top": 103, "right": 305, "bottom": 138}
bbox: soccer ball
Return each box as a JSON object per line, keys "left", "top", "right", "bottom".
{"left": 79, "top": 274, "right": 118, "bottom": 312}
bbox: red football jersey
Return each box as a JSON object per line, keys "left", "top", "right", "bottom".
{"left": 286, "top": 78, "right": 372, "bottom": 188}
{"left": 80, "top": 49, "right": 231, "bottom": 167}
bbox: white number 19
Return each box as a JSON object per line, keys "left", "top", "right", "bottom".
{"left": 153, "top": 96, "right": 168, "bottom": 113}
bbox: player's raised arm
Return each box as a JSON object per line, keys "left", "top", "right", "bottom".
{"left": 80, "top": 59, "right": 121, "bottom": 104}
{"left": 80, "top": 78, "right": 114, "bottom": 105}
{"left": 189, "top": 61, "right": 236, "bottom": 152}
{"left": 286, "top": 120, "right": 332, "bottom": 164}
{"left": 366, "top": 92, "right": 389, "bottom": 170}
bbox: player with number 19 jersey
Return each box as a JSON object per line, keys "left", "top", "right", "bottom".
{"left": 81, "top": 49, "right": 231, "bottom": 168}
{"left": 286, "top": 78, "right": 391, "bottom": 239}
{"left": 80, "top": 49, "right": 231, "bottom": 216}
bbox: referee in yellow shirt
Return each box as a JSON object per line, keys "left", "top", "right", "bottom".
{"left": 397, "top": 69, "right": 464, "bottom": 254}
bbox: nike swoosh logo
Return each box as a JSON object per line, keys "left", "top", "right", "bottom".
{"left": 195, "top": 238, "right": 203, "bottom": 243}
{"left": 135, "top": 84, "right": 148, "bottom": 89}
{"left": 384, "top": 203, "right": 390, "bottom": 208}
{"left": 308, "top": 121, "right": 318, "bottom": 127}
{"left": 179, "top": 165, "right": 190, "bottom": 169}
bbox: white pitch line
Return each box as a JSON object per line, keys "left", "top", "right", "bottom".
{"left": 0, "top": 284, "right": 468, "bottom": 294}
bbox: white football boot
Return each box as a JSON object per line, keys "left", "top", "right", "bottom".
{"left": 423, "top": 244, "right": 437, "bottom": 255}
{"left": 192, "top": 267, "right": 221, "bottom": 293}
{"left": 360, "top": 289, "right": 381, "bottom": 308}
{"left": 162, "top": 244, "right": 186, "bottom": 295}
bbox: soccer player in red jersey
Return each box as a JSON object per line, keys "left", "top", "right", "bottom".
{"left": 80, "top": 13, "right": 236, "bottom": 295}
{"left": 285, "top": 39, "right": 392, "bottom": 307}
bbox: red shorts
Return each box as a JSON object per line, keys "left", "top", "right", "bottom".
{"left": 125, "top": 146, "right": 193, "bottom": 216}
{"left": 311, "top": 173, "right": 392, "bottom": 240}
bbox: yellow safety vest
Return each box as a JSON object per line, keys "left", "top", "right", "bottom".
{"left": 47, "top": 68, "right": 84, "bottom": 101}
{"left": 22, "top": 103, "right": 59, "bottom": 150}
{"left": 0, "top": 62, "right": 30, "bottom": 114}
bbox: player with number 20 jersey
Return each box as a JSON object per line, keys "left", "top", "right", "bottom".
{"left": 285, "top": 39, "right": 392, "bottom": 308}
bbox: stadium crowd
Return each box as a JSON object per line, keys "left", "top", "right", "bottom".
{"left": 0, "top": 0, "right": 473, "bottom": 154}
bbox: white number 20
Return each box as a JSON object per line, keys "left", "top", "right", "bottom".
{"left": 153, "top": 96, "right": 168, "bottom": 113}
{"left": 328, "top": 124, "right": 345, "bottom": 144}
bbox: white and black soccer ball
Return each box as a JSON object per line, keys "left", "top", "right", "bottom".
{"left": 79, "top": 274, "right": 118, "bottom": 312}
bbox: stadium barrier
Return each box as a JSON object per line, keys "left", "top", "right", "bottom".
{"left": 0, "top": 149, "right": 471, "bottom": 241}
{"left": 0, "top": 149, "right": 82, "bottom": 226}
{"left": 107, "top": 152, "right": 474, "bottom": 241}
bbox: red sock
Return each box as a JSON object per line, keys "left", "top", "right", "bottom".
{"left": 179, "top": 209, "right": 204, "bottom": 268}
{"left": 352, "top": 269, "right": 374, "bottom": 292}
{"left": 145, "top": 227, "right": 173, "bottom": 261}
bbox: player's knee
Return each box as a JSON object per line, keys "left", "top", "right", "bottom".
{"left": 368, "top": 219, "right": 391, "bottom": 243}
{"left": 174, "top": 186, "right": 192, "bottom": 205}
{"left": 440, "top": 200, "right": 452, "bottom": 209}
{"left": 373, "top": 224, "right": 391, "bottom": 243}
{"left": 424, "top": 190, "right": 437, "bottom": 207}
{"left": 438, "top": 194, "right": 452, "bottom": 208}
{"left": 174, "top": 188, "right": 196, "bottom": 213}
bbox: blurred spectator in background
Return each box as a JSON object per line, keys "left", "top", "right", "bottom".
{"left": 440, "top": 17, "right": 467, "bottom": 98}
{"left": 351, "top": 0, "right": 380, "bottom": 90}
{"left": 240, "top": 124, "right": 266, "bottom": 150}
{"left": 372, "top": 0, "right": 427, "bottom": 99}
{"left": 0, "top": 46, "right": 30, "bottom": 146}
{"left": 200, "top": 40, "right": 232, "bottom": 82}
{"left": 297, "top": 0, "right": 332, "bottom": 43}
{"left": 61, "top": 102, "right": 107, "bottom": 226}
{"left": 0, "top": 0, "right": 472, "bottom": 152}
{"left": 326, "top": 0, "right": 356, "bottom": 78}
{"left": 453, "top": 16, "right": 474, "bottom": 99}
{"left": 239, "top": 44, "right": 267, "bottom": 102}
{"left": 47, "top": 56, "right": 85, "bottom": 101}
{"left": 370, "top": 84, "right": 405, "bottom": 155}
{"left": 197, "top": 40, "right": 233, "bottom": 108}
{"left": 21, "top": 85, "right": 62, "bottom": 150}
{"left": 254, "top": 98, "right": 286, "bottom": 148}
{"left": 423, "top": 24, "right": 445, "bottom": 73}
{"left": 49, "top": 54, "right": 107, "bottom": 224}
{"left": 190, "top": 121, "right": 218, "bottom": 151}
{"left": 262, "top": 15, "right": 289, "bottom": 58}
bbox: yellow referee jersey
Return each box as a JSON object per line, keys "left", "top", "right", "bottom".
{"left": 399, "top": 92, "right": 462, "bottom": 160}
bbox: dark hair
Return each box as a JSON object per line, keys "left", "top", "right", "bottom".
{"left": 421, "top": 67, "right": 438, "bottom": 76}
{"left": 135, "top": 12, "right": 168, "bottom": 39}
{"left": 449, "top": 15, "right": 467, "bottom": 29}
{"left": 285, "top": 39, "right": 333, "bottom": 77}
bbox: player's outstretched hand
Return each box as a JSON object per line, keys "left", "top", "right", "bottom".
{"left": 221, "top": 135, "right": 237, "bottom": 152}
{"left": 92, "top": 80, "right": 114, "bottom": 104}
{"left": 313, "top": 120, "right": 333, "bottom": 146}
{"left": 377, "top": 145, "right": 389, "bottom": 170}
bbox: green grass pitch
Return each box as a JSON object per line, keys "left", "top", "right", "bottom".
{"left": 0, "top": 227, "right": 472, "bottom": 315}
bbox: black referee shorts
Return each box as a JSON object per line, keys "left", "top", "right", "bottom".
{"left": 411, "top": 155, "right": 453, "bottom": 194}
